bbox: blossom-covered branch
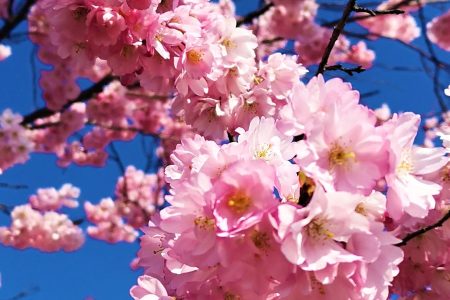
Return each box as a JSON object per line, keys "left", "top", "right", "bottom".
{"left": 396, "top": 210, "right": 450, "bottom": 246}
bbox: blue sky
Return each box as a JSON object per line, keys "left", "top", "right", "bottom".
{"left": 0, "top": 1, "right": 449, "bottom": 299}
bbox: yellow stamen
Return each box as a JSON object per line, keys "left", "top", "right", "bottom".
{"left": 186, "top": 50, "right": 203, "bottom": 64}
{"left": 328, "top": 144, "right": 356, "bottom": 168}
{"left": 306, "top": 218, "right": 334, "bottom": 240}
{"left": 194, "top": 216, "right": 215, "bottom": 230}
{"left": 227, "top": 192, "right": 251, "bottom": 214}
{"left": 254, "top": 143, "right": 273, "bottom": 160}
{"left": 253, "top": 75, "right": 264, "bottom": 85}
{"left": 355, "top": 203, "right": 368, "bottom": 216}
{"left": 222, "top": 38, "right": 236, "bottom": 49}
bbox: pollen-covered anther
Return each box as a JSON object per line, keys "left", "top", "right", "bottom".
{"left": 227, "top": 192, "right": 252, "bottom": 214}
{"left": 253, "top": 75, "right": 264, "bottom": 85}
{"left": 355, "top": 203, "right": 368, "bottom": 216}
{"left": 222, "top": 38, "right": 236, "bottom": 49}
{"left": 186, "top": 49, "right": 203, "bottom": 64}
{"left": 306, "top": 218, "right": 334, "bottom": 240}
{"left": 254, "top": 143, "right": 273, "bottom": 160}
{"left": 194, "top": 216, "right": 215, "bottom": 230}
{"left": 329, "top": 144, "right": 356, "bottom": 168}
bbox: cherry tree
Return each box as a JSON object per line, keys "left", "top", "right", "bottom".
{"left": 0, "top": 0, "right": 450, "bottom": 299}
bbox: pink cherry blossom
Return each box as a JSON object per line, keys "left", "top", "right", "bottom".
{"left": 427, "top": 9, "right": 450, "bottom": 51}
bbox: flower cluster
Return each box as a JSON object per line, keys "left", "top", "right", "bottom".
{"left": 84, "top": 166, "right": 164, "bottom": 243}
{"left": 131, "top": 76, "right": 449, "bottom": 299}
{"left": 29, "top": 183, "right": 80, "bottom": 211}
{"left": 0, "top": 109, "right": 34, "bottom": 173}
{"left": 0, "top": 204, "right": 84, "bottom": 252}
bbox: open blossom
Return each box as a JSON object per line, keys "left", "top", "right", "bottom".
{"left": 209, "top": 159, "right": 278, "bottom": 236}
{"left": 384, "top": 113, "right": 448, "bottom": 220}
{"left": 296, "top": 100, "right": 388, "bottom": 194}
{"left": 217, "top": 18, "right": 257, "bottom": 66}
{"left": 255, "top": 53, "right": 308, "bottom": 100}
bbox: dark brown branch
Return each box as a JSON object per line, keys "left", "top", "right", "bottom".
{"left": 324, "top": 64, "right": 366, "bottom": 76}
{"left": 324, "top": 0, "right": 410, "bottom": 27}
{"left": 0, "top": 0, "right": 36, "bottom": 42}
{"left": 21, "top": 75, "right": 115, "bottom": 126}
{"left": 316, "top": 0, "right": 356, "bottom": 75}
{"left": 396, "top": 210, "right": 450, "bottom": 246}
{"left": 353, "top": 4, "right": 403, "bottom": 16}
{"left": 236, "top": 2, "right": 274, "bottom": 27}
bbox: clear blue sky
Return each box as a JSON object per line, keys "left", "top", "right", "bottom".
{"left": 0, "top": 1, "right": 449, "bottom": 299}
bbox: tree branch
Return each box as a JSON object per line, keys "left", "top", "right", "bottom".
{"left": 21, "top": 75, "right": 116, "bottom": 126}
{"left": 353, "top": 4, "right": 403, "bottom": 16}
{"left": 0, "top": 0, "right": 36, "bottom": 42}
{"left": 324, "top": 64, "right": 366, "bottom": 76}
{"left": 396, "top": 210, "right": 450, "bottom": 246}
{"left": 236, "top": 2, "right": 274, "bottom": 27}
{"left": 316, "top": 0, "right": 356, "bottom": 75}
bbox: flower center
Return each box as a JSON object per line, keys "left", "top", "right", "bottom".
{"left": 253, "top": 75, "right": 264, "bottom": 85}
{"left": 222, "top": 38, "right": 236, "bottom": 50}
{"left": 250, "top": 230, "right": 271, "bottom": 250}
{"left": 224, "top": 292, "right": 240, "bottom": 300}
{"left": 440, "top": 164, "right": 450, "bottom": 182}
{"left": 227, "top": 192, "right": 251, "bottom": 214}
{"left": 396, "top": 150, "right": 413, "bottom": 175}
{"left": 355, "top": 203, "right": 368, "bottom": 216}
{"left": 306, "top": 218, "right": 334, "bottom": 240}
{"left": 329, "top": 144, "right": 355, "bottom": 168}
{"left": 186, "top": 50, "right": 203, "bottom": 64}
{"left": 194, "top": 216, "right": 215, "bottom": 230}
{"left": 254, "top": 143, "right": 273, "bottom": 160}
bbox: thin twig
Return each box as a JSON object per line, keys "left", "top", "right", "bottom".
{"left": 236, "top": 2, "right": 274, "bottom": 27}
{"left": 108, "top": 143, "right": 126, "bottom": 174}
{"left": 396, "top": 210, "right": 450, "bottom": 246}
{"left": 0, "top": 0, "right": 36, "bottom": 42}
{"left": 6, "top": 286, "right": 40, "bottom": 300}
{"left": 21, "top": 75, "right": 115, "bottom": 126}
{"left": 324, "top": 64, "right": 366, "bottom": 76}
{"left": 316, "top": 0, "right": 356, "bottom": 75}
{"left": 353, "top": 4, "right": 404, "bottom": 16}
{"left": 30, "top": 45, "right": 38, "bottom": 108}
